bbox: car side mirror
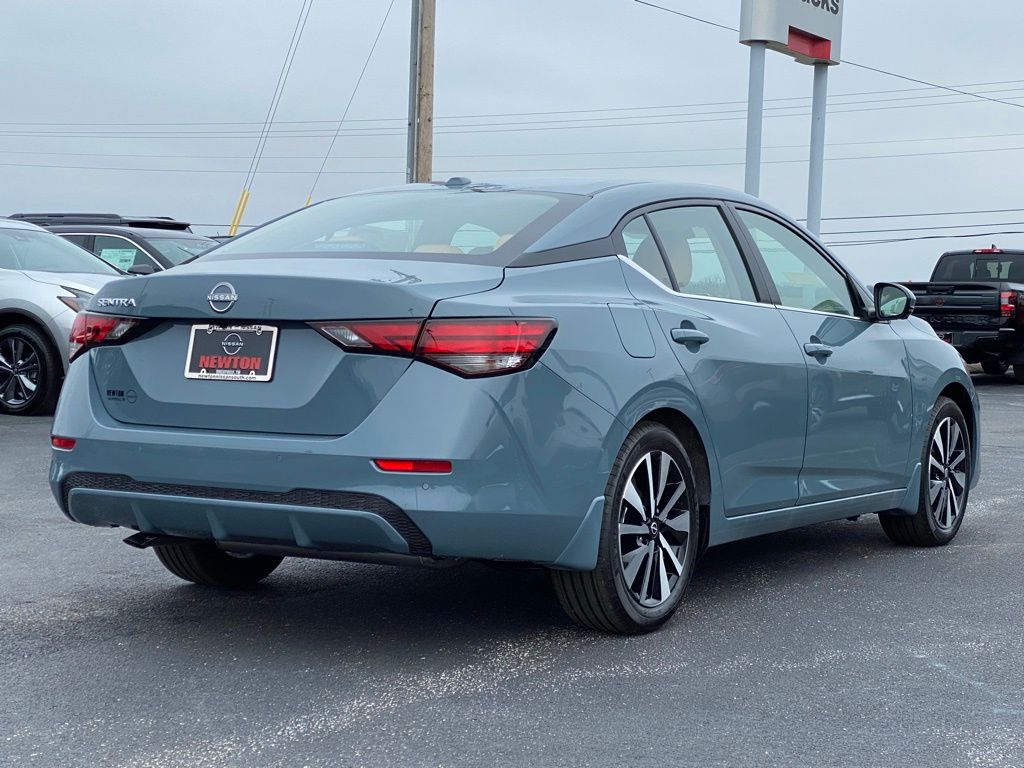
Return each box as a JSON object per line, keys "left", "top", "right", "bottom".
{"left": 874, "top": 282, "right": 915, "bottom": 321}
{"left": 127, "top": 264, "right": 156, "bottom": 275}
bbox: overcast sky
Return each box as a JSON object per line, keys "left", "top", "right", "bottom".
{"left": 3, "top": 0, "right": 1023, "bottom": 281}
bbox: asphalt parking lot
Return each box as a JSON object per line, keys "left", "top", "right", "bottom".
{"left": 1, "top": 377, "right": 1022, "bottom": 768}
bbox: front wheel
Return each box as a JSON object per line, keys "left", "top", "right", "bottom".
{"left": 551, "top": 422, "right": 700, "bottom": 634}
{"left": 0, "top": 324, "right": 60, "bottom": 416}
{"left": 154, "top": 542, "right": 283, "bottom": 587}
{"left": 879, "top": 397, "right": 970, "bottom": 546}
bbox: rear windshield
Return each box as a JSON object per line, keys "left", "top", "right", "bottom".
{"left": 0, "top": 227, "right": 119, "bottom": 274}
{"left": 204, "top": 190, "right": 576, "bottom": 264}
{"left": 147, "top": 236, "right": 216, "bottom": 265}
{"left": 932, "top": 252, "right": 1024, "bottom": 281}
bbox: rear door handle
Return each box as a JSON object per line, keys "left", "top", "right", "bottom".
{"left": 671, "top": 328, "right": 710, "bottom": 346}
{"left": 803, "top": 342, "right": 834, "bottom": 359}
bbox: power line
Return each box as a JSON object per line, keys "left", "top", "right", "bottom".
{"left": 4, "top": 129, "right": 1024, "bottom": 162}
{"left": 306, "top": 0, "right": 396, "bottom": 205}
{"left": 825, "top": 220, "right": 1024, "bottom": 236}
{"left": 5, "top": 142, "right": 1024, "bottom": 176}
{"left": 243, "top": 0, "right": 315, "bottom": 192}
{"left": 0, "top": 88, "right": 1013, "bottom": 140}
{"left": 815, "top": 207, "right": 1024, "bottom": 222}
{"left": 1, "top": 77, "right": 1022, "bottom": 129}
{"left": 6, "top": 143, "right": 1024, "bottom": 176}
{"left": 827, "top": 231, "right": 1024, "bottom": 247}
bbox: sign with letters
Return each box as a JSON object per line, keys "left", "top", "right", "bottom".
{"left": 740, "top": 0, "right": 844, "bottom": 64}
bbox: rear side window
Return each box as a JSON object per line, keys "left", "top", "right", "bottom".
{"left": 646, "top": 207, "right": 756, "bottom": 302}
{"left": 206, "top": 190, "right": 573, "bottom": 263}
{"left": 94, "top": 235, "right": 151, "bottom": 271}
{"left": 621, "top": 216, "right": 672, "bottom": 288}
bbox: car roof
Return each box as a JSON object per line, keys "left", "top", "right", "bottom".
{"left": 362, "top": 178, "right": 762, "bottom": 200}
{"left": 8, "top": 213, "right": 190, "bottom": 230}
{"left": 0, "top": 217, "right": 47, "bottom": 232}
{"left": 46, "top": 225, "right": 213, "bottom": 240}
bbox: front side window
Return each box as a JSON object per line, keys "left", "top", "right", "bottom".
{"left": 0, "top": 228, "right": 118, "bottom": 274}
{"left": 646, "top": 207, "right": 756, "bottom": 302}
{"left": 621, "top": 216, "right": 672, "bottom": 288}
{"left": 738, "top": 211, "right": 855, "bottom": 316}
{"left": 94, "top": 235, "right": 151, "bottom": 271}
{"left": 206, "top": 190, "right": 570, "bottom": 263}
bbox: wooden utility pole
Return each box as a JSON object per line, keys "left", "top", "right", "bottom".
{"left": 406, "top": 0, "right": 435, "bottom": 183}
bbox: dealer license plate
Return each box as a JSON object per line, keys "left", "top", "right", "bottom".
{"left": 184, "top": 324, "right": 278, "bottom": 382}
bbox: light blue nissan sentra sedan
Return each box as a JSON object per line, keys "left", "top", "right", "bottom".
{"left": 49, "top": 179, "right": 979, "bottom": 633}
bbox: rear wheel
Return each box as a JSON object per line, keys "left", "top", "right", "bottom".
{"left": 551, "top": 422, "right": 700, "bottom": 634}
{"left": 879, "top": 397, "right": 970, "bottom": 546}
{"left": 154, "top": 542, "right": 283, "bottom": 587}
{"left": 981, "top": 359, "right": 1008, "bottom": 376}
{"left": 1014, "top": 365, "right": 1024, "bottom": 384}
{"left": 0, "top": 324, "right": 60, "bottom": 416}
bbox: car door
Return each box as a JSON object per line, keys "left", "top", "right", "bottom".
{"left": 733, "top": 207, "right": 913, "bottom": 504}
{"left": 616, "top": 202, "right": 809, "bottom": 517}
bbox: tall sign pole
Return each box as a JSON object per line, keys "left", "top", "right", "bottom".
{"left": 406, "top": 0, "right": 435, "bottom": 184}
{"left": 806, "top": 62, "right": 829, "bottom": 234}
{"left": 744, "top": 41, "right": 766, "bottom": 196}
{"left": 740, "top": 1, "right": 843, "bottom": 234}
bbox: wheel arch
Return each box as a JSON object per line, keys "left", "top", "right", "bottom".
{"left": 938, "top": 380, "right": 978, "bottom": 478}
{"left": 635, "top": 406, "right": 713, "bottom": 556}
{"left": 0, "top": 308, "right": 64, "bottom": 369}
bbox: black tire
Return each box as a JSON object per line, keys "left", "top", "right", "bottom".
{"left": 981, "top": 359, "right": 1008, "bottom": 376}
{"left": 154, "top": 542, "right": 283, "bottom": 588}
{"left": 1014, "top": 365, "right": 1024, "bottom": 384}
{"left": 0, "top": 324, "right": 61, "bottom": 416}
{"left": 879, "top": 397, "right": 970, "bottom": 547}
{"left": 551, "top": 422, "right": 701, "bottom": 634}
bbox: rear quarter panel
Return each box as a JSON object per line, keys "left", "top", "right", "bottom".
{"left": 434, "top": 255, "right": 724, "bottom": 528}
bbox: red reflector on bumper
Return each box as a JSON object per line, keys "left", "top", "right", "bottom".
{"left": 373, "top": 459, "right": 452, "bottom": 474}
{"left": 51, "top": 436, "right": 76, "bottom": 451}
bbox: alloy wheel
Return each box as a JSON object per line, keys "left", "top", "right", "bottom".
{"left": 0, "top": 336, "right": 41, "bottom": 409}
{"left": 928, "top": 416, "right": 968, "bottom": 531}
{"left": 617, "top": 450, "right": 692, "bottom": 608}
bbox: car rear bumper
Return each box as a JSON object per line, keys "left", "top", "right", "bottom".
{"left": 943, "top": 329, "right": 1024, "bottom": 361}
{"left": 50, "top": 356, "right": 620, "bottom": 570}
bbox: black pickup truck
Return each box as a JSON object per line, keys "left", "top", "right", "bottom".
{"left": 906, "top": 247, "right": 1024, "bottom": 381}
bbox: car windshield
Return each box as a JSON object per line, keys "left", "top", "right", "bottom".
{"left": 0, "top": 227, "right": 119, "bottom": 274}
{"left": 204, "top": 190, "right": 573, "bottom": 264}
{"left": 147, "top": 236, "right": 217, "bottom": 265}
{"left": 932, "top": 252, "right": 1024, "bottom": 281}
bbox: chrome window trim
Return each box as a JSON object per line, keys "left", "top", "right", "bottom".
{"left": 67, "top": 232, "right": 159, "bottom": 264}
{"left": 617, "top": 256, "right": 776, "bottom": 310}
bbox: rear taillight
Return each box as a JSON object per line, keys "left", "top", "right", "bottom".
{"left": 310, "top": 317, "right": 557, "bottom": 377}
{"left": 310, "top": 320, "right": 421, "bottom": 355}
{"left": 417, "top": 318, "right": 557, "bottom": 376}
{"left": 1000, "top": 291, "right": 1017, "bottom": 319}
{"left": 68, "top": 312, "right": 142, "bottom": 362}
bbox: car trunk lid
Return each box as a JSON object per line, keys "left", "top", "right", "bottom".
{"left": 88, "top": 257, "right": 504, "bottom": 436}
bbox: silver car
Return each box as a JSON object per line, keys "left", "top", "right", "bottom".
{"left": 0, "top": 218, "right": 120, "bottom": 415}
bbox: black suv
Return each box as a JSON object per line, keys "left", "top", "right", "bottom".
{"left": 7, "top": 213, "right": 217, "bottom": 273}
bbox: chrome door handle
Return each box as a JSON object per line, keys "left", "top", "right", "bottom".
{"left": 671, "top": 328, "right": 710, "bottom": 346}
{"left": 803, "top": 343, "right": 834, "bottom": 359}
